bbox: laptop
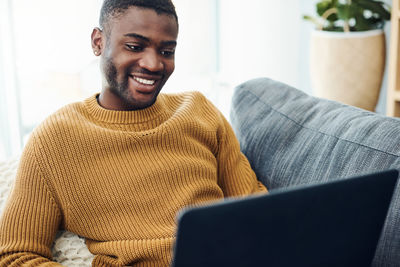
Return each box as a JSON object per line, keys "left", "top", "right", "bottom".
{"left": 172, "top": 169, "right": 398, "bottom": 267}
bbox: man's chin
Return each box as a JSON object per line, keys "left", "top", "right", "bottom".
{"left": 123, "top": 93, "right": 158, "bottom": 110}
{"left": 131, "top": 100, "right": 156, "bottom": 110}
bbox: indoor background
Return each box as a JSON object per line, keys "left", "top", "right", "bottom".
{"left": 0, "top": 0, "right": 392, "bottom": 160}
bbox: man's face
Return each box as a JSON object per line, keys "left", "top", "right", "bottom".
{"left": 93, "top": 7, "right": 178, "bottom": 110}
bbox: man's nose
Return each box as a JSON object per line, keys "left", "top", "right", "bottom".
{"left": 139, "top": 49, "right": 163, "bottom": 72}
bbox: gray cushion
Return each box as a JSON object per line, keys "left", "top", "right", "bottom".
{"left": 230, "top": 77, "right": 400, "bottom": 267}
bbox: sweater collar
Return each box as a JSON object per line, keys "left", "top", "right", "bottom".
{"left": 84, "top": 93, "right": 167, "bottom": 124}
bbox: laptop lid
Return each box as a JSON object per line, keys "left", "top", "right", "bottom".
{"left": 172, "top": 169, "right": 398, "bottom": 267}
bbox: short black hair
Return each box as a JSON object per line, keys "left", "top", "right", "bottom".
{"left": 99, "top": 0, "right": 178, "bottom": 33}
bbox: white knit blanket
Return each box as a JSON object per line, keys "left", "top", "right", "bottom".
{"left": 0, "top": 158, "right": 94, "bottom": 267}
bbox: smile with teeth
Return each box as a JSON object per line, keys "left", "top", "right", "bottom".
{"left": 132, "top": 76, "right": 156, "bottom": 85}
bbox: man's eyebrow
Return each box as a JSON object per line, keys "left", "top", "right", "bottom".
{"left": 124, "top": 33, "right": 176, "bottom": 46}
{"left": 161, "top": 40, "right": 177, "bottom": 47}
{"left": 124, "top": 33, "right": 150, "bottom": 42}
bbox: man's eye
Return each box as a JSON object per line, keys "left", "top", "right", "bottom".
{"left": 161, "top": 50, "right": 175, "bottom": 57}
{"left": 126, "top": 44, "right": 143, "bottom": 52}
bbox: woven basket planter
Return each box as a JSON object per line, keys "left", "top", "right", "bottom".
{"left": 310, "top": 29, "right": 386, "bottom": 111}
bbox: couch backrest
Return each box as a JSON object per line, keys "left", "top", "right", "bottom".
{"left": 230, "top": 77, "right": 400, "bottom": 267}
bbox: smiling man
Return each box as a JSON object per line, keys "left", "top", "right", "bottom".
{"left": 0, "top": 0, "right": 266, "bottom": 266}
{"left": 94, "top": 1, "right": 178, "bottom": 111}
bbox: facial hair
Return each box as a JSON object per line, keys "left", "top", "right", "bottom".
{"left": 103, "top": 57, "right": 164, "bottom": 110}
{"left": 104, "top": 56, "right": 132, "bottom": 106}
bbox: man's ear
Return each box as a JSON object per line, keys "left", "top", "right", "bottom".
{"left": 91, "top": 27, "right": 104, "bottom": 56}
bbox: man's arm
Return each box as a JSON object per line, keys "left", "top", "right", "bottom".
{"left": 216, "top": 114, "right": 267, "bottom": 197}
{"left": 0, "top": 139, "right": 63, "bottom": 266}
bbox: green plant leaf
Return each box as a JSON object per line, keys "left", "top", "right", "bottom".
{"left": 323, "top": 25, "right": 344, "bottom": 31}
{"left": 336, "top": 4, "right": 352, "bottom": 20}
{"left": 303, "top": 0, "right": 391, "bottom": 31}
{"left": 354, "top": 13, "right": 372, "bottom": 31}
{"left": 317, "top": 0, "right": 335, "bottom": 16}
{"left": 357, "top": 0, "right": 391, "bottom": 20}
{"left": 325, "top": 13, "right": 339, "bottom": 22}
{"left": 366, "top": 17, "right": 386, "bottom": 29}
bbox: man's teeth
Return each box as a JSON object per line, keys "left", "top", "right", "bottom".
{"left": 133, "top": 76, "right": 155, "bottom": 85}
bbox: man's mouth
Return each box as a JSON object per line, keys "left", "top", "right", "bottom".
{"left": 131, "top": 76, "right": 156, "bottom": 86}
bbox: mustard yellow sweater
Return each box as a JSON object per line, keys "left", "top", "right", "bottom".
{"left": 0, "top": 92, "right": 266, "bottom": 266}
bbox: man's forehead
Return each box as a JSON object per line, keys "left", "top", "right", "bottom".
{"left": 107, "top": 6, "right": 178, "bottom": 34}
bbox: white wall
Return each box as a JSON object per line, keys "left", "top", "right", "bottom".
{"left": 0, "top": 0, "right": 394, "bottom": 160}
{"left": 218, "top": 0, "right": 302, "bottom": 90}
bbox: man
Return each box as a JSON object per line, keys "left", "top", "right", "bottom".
{"left": 0, "top": 0, "right": 266, "bottom": 266}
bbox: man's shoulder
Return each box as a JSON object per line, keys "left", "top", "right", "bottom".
{"left": 32, "top": 96, "right": 92, "bottom": 139}
{"left": 162, "top": 90, "right": 205, "bottom": 100}
{"left": 161, "top": 91, "right": 224, "bottom": 128}
{"left": 162, "top": 91, "right": 218, "bottom": 112}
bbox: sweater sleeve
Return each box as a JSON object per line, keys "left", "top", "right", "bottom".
{"left": 0, "top": 138, "right": 64, "bottom": 266}
{"left": 216, "top": 113, "right": 267, "bottom": 197}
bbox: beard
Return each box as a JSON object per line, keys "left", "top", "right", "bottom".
{"left": 102, "top": 57, "right": 165, "bottom": 110}
{"left": 103, "top": 57, "right": 133, "bottom": 106}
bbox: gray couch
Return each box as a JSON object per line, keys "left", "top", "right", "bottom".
{"left": 230, "top": 77, "right": 400, "bottom": 267}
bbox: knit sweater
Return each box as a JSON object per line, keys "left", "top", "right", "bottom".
{"left": 0, "top": 91, "right": 267, "bottom": 266}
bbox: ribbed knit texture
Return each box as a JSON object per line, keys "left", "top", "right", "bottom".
{"left": 0, "top": 91, "right": 266, "bottom": 266}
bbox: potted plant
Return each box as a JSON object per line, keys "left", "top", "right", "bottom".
{"left": 304, "top": 0, "right": 391, "bottom": 111}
